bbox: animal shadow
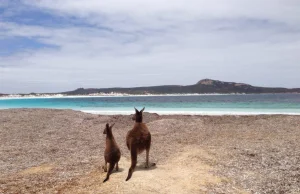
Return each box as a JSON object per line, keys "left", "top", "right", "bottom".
{"left": 101, "top": 165, "right": 125, "bottom": 173}
{"left": 134, "top": 162, "right": 157, "bottom": 172}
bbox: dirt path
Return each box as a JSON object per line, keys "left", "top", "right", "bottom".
{"left": 43, "top": 146, "right": 245, "bottom": 194}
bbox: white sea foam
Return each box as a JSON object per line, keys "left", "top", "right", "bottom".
{"left": 0, "top": 93, "right": 247, "bottom": 100}
{"left": 81, "top": 110, "right": 300, "bottom": 116}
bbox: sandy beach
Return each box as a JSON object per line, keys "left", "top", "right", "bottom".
{"left": 0, "top": 109, "right": 299, "bottom": 194}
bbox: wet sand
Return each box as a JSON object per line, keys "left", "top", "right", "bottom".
{"left": 0, "top": 109, "right": 299, "bottom": 194}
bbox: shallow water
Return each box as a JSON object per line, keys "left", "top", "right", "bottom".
{"left": 1, "top": 94, "right": 300, "bottom": 115}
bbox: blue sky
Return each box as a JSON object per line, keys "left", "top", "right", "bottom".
{"left": 0, "top": 0, "right": 300, "bottom": 93}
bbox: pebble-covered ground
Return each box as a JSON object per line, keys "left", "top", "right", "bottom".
{"left": 0, "top": 109, "right": 299, "bottom": 194}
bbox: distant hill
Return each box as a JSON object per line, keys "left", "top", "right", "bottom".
{"left": 63, "top": 79, "right": 300, "bottom": 95}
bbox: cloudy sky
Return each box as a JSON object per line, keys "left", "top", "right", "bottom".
{"left": 0, "top": 0, "right": 300, "bottom": 93}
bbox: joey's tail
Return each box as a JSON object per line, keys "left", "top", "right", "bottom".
{"left": 103, "top": 162, "right": 116, "bottom": 183}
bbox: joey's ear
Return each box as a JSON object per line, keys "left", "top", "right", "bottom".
{"left": 106, "top": 123, "right": 109, "bottom": 128}
{"left": 110, "top": 123, "right": 115, "bottom": 128}
{"left": 141, "top": 107, "right": 145, "bottom": 112}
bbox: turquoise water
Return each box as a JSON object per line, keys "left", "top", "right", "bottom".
{"left": 1, "top": 94, "right": 300, "bottom": 115}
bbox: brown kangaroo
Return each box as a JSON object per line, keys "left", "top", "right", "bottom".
{"left": 125, "top": 107, "right": 153, "bottom": 181}
{"left": 103, "top": 123, "right": 121, "bottom": 183}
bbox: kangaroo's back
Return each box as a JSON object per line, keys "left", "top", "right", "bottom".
{"left": 126, "top": 123, "right": 151, "bottom": 153}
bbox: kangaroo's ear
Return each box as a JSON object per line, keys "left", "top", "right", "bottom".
{"left": 110, "top": 123, "right": 115, "bottom": 128}
{"left": 134, "top": 107, "right": 138, "bottom": 113}
{"left": 106, "top": 123, "right": 109, "bottom": 128}
{"left": 141, "top": 107, "right": 145, "bottom": 112}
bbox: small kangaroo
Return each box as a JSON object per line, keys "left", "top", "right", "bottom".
{"left": 125, "top": 107, "right": 153, "bottom": 181}
{"left": 103, "top": 123, "right": 121, "bottom": 183}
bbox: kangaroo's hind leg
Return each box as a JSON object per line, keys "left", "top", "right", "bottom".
{"left": 116, "top": 162, "right": 119, "bottom": 171}
{"left": 145, "top": 148, "right": 150, "bottom": 168}
{"left": 145, "top": 135, "right": 151, "bottom": 168}
{"left": 103, "top": 161, "right": 108, "bottom": 172}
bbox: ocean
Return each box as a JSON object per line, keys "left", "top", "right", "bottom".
{"left": 1, "top": 94, "right": 300, "bottom": 115}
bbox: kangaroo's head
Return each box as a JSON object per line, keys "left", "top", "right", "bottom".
{"left": 132, "top": 107, "right": 145, "bottom": 123}
{"left": 103, "top": 123, "right": 115, "bottom": 135}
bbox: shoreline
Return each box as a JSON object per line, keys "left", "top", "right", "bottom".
{"left": 81, "top": 110, "right": 300, "bottom": 115}
{"left": 1, "top": 108, "right": 300, "bottom": 115}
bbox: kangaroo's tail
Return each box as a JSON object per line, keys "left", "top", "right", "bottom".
{"left": 103, "top": 162, "right": 116, "bottom": 183}
{"left": 126, "top": 147, "right": 137, "bottom": 181}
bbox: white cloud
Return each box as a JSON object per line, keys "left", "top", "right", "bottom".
{"left": 23, "top": 0, "right": 300, "bottom": 24}
{"left": 0, "top": 0, "right": 300, "bottom": 93}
